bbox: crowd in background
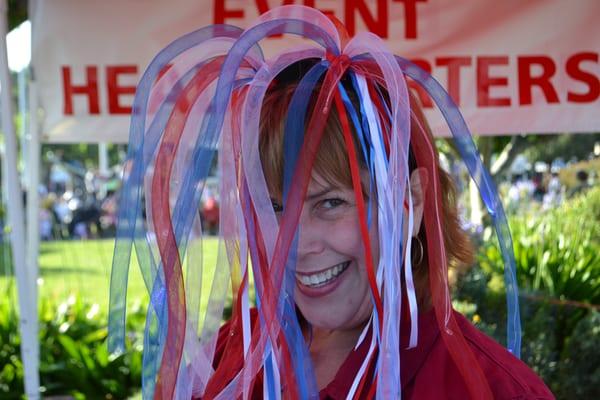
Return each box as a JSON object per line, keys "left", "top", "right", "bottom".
{"left": 503, "top": 164, "right": 595, "bottom": 214}
{"left": 35, "top": 152, "right": 223, "bottom": 240}
{"left": 0, "top": 149, "right": 591, "bottom": 241}
{"left": 38, "top": 152, "right": 122, "bottom": 240}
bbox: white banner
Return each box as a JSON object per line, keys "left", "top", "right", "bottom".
{"left": 32, "top": 0, "right": 600, "bottom": 143}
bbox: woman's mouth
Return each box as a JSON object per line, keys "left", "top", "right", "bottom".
{"left": 295, "top": 261, "right": 350, "bottom": 297}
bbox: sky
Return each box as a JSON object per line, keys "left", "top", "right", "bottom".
{"left": 7, "top": 19, "right": 30, "bottom": 72}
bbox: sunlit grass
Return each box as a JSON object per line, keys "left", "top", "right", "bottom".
{"left": 0, "top": 237, "right": 220, "bottom": 314}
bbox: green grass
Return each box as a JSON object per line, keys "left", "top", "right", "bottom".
{"left": 0, "top": 238, "right": 220, "bottom": 314}
{"left": 0, "top": 238, "right": 222, "bottom": 399}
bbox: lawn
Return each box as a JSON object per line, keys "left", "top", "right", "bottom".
{"left": 0, "top": 237, "right": 223, "bottom": 399}
{"left": 0, "top": 237, "right": 220, "bottom": 314}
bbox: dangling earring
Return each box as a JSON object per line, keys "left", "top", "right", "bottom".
{"left": 411, "top": 236, "right": 424, "bottom": 266}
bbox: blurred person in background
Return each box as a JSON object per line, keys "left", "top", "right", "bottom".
{"left": 543, "top": 168, "right": 563, "bottom": 209}
{"left": 569, "top": 169, "right": 591, "bottom": 197}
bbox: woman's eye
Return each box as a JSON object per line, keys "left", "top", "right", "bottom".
{"left": 320, "top": 198, "right": 345, "bottom": 209}
{"left": 271, "top": 200, "right": 283, "bottom": 212}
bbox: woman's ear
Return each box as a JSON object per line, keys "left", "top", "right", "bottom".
{"left": 409, "top": 167, "right": 429, "bottom": 236}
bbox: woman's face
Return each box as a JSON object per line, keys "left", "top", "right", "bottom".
{"left": 274, "top": 173, "right": 379, "bottom": 331}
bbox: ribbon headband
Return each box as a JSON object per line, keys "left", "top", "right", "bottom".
{"left": 108, "top": 6, "right": 520, "bottom": 399}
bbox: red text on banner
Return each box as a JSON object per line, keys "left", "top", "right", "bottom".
{"left": 60, "top": 53, "right": 598, "bottom": 116}
{"left": 62, "top": 65, "right": 139, "bottom": 115}
{"left": 213, "top": 0, "right": 428, "bottom": 39}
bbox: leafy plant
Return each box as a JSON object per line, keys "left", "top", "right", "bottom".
{"left": 479, "top": 186, "right": 600, "bottom": 318}
{"left": 455, "top": 186, "right": 600, "bottom": 397}
{"left": 556, "top": 311, "right": 600, "bottom": 399}
{"left": 0, "top": 295, "right": 144, "bottom": 399}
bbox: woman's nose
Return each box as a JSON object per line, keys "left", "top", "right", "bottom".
{"left": 296, "top": 210, "right": 325, "bottom": 257}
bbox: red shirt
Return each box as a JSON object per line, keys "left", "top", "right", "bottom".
{"left": 320, "top": 310, "right": 554, "bottom": 399}
{"left": 208, "top": 310, "right": 554, "bottom": 399}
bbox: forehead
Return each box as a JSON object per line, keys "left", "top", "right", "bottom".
{"left": 269, "top": 172, "right": 345, "bottom": 201}
{"left": 309, "top": 172, "right": 336, "bottom": 190}
{"left": 305, "top": 174, "right": 340, "bottom": 198}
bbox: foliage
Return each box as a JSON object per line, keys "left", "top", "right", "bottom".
{"left": 524, "top": 133, "right": 599, "bottom": 165}
{"left": 479, "top": 186, "right": 600, "bottom": 311}
{"left": 8, "top": 0, "right": 27, "bottom": 31}
{"left": 556, "top": 311, "right": 600, "bottom": 399}
{"left": 0, "top": 296, "right": 144, "bottom": 399}
{"left": 41, "top": 143, "right": 127, "bottom": 179}
{"left": 0, "top": 237, "right": 219, "bottom": 398}
{"left": 455, "top": 186, "right": 600, "bottom": 398}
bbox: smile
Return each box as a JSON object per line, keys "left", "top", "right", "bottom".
{"left": 296, "top": 261, "right": 350, "bottom": 288}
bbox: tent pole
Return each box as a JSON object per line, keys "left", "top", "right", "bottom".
{"left": 26, "top": 0, "right": 41, "bottom": 395}
{"left": 18, "top": 68, "right": 26, "bottom": 183}
{"left": 0, "top": 0, "right": 40, "bottom": 397}
{"left": 26, "top": 73, "right": 41, "bottom": 386}
{"left": 26, "top": 0, "right": 41, "bottom": 379}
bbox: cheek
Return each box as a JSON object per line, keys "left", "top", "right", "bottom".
{"left": 328, "top": 205, "right": 380, "bottom": 263}
{"left": 341, "top": 212, "right": 380, "bottom": 260}
{"left": 336, "top": 217, "right": 367, "bottom": 252}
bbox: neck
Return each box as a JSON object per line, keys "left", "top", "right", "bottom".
{"left": 301, "top": 319, "right": 367, "bottom": 390}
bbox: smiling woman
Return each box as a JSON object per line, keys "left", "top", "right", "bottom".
{"left": 108, "top": 5, "right": 554, "bottom": 400}
{"left": 260, "top": 74, "right": 380, "bottom": 337}
{"left": 207, "top": 58, "right": 554, "bottom": 398}
{"left": 259, "top": 64, "right": 475, "bottom": 316}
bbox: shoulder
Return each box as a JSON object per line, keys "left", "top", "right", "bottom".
{"left": 454, "top": 311, "right": 555, "bottom": 400}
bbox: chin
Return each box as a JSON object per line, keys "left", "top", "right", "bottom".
{"left": 298, "top": 302, "right": 369, "bottom": 331}
{"left": 296, "top": 294, "right": 371, "bottom": 332}
{"left": 305, "top": 313, "right": 351, "bottom": 331}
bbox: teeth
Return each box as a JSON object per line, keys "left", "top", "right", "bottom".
{"left": 297, "top": 262, "right": 349, "bottom": 288}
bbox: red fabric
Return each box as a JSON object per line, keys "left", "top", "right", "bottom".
{"left": 205, "top": 309, "right": 554, "bottom": 400}
{"left": 202, "top": 198, "right": 219, "bottom": 224}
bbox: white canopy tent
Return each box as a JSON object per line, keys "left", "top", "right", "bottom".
{"left": 1, "top": 0, "right": 598, "bottom": 397}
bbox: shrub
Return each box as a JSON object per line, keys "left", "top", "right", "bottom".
{"left": 556, "top": 311, "right": 600, "bottom": 399}
{"left": 481, "top": 186, "right": 600, "bottom": 307}
{"left": 0, "top": 296, "right": 144, "bottom": 399}
{"left": 455, "top": 186, "right": 600, "bottom": 397}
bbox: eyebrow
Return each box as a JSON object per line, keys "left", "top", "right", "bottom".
{"left": 305, "top": 186, "right": 335, "bottom": 201}
{"left": 271, "top": 186, "right": 336, "bottom": 204}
